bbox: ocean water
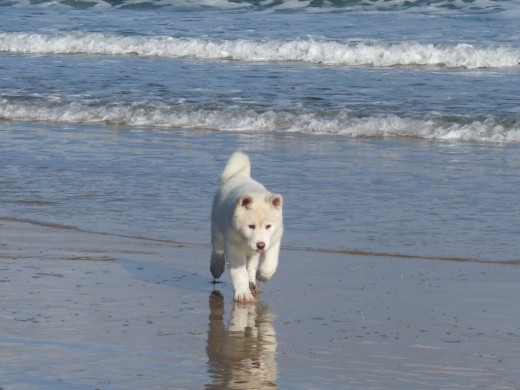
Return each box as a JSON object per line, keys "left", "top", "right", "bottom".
{"left": 1, "top": 0, "right": 520, "bottom": 263}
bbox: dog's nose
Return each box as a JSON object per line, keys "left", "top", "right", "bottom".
{"left": 256, "top": 241, "right": 265, "bottom": 250}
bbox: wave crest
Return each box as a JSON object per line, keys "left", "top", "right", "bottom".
{"left": 1, "top": 32, "right": 518, "bottom": 69}
{"left": 1, "top": 98, "right": 519, "bottom": 143}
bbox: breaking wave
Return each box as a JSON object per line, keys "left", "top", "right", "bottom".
{"left": 1, "top": 32, "right": 519, "bottom": 69}
{"left": 1, "top": 99, "right": 519, "bottom": 144}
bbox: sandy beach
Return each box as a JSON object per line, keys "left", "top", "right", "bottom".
{"left": 1, "top": 216, "right": 519, "bottom": 389}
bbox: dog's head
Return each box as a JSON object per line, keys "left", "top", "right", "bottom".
{"left": 233, "top": 193, "right": 283, "bottom": 253}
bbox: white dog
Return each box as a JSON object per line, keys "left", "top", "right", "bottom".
{"left": 210, "top": 151, "right": 283, "bottom": 303}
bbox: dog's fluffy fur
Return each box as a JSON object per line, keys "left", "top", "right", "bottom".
{"left": 211, "top": 151, "right": 283, "bottom": 302}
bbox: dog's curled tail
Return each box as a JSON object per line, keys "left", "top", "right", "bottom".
{"left": 219, "top": 151, "right": 251, "bottom": 184}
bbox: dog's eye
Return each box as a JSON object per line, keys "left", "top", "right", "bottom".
{"left": 266, "top": 224, "right": 272, "bottom": 229}
{"left": 248, "top": 224, "right": 256, "bottom": 230}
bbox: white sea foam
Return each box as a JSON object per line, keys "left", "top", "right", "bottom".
{"left": 1, "top": 99, "right": 519, "bottom": 144}
{"left": 1, "top": 32, "right": 518, "bottom": 69}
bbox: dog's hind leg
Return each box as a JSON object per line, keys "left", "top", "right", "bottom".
{"left": 210, "top": 250, "right": 226, "bottom": 280}
{"left": 210, "top": 225, "right": 226, "bottom": 280}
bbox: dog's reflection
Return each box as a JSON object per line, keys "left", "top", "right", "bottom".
{"left": 206, "top": 291, "right": 277, "bottom": 389}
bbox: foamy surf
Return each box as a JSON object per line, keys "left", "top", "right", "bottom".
{"left": 1, "top": 99, "right": 518, "bottom": 143}
{"left": 1, "top": 32, "right": 519, "bottom": 69}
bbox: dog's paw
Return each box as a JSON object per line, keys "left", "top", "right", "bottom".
{"left": 249, "top": 282, "right": 261, "bottom": 296}
{"left": 210, "top": 252, "right": 226, "bottom": 279}
{"left": 234, "top": 290, "right": 255, "bottom": 303}
{"left": 256, "top": 269, "right": 274, "bottom": 282}
{"left": 210, "top": 264, "right": 224, "bottom": 280}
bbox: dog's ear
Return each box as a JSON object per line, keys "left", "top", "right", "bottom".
{"left": 270, "top": 194, "right": 283, "bottom": 210}
{"left": 239, "top": 195, "right": 253, "bottom": 209}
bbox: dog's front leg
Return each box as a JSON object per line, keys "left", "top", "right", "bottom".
{"left": 226, "top": 245, "right": 255, "bottom": 303}
{"left": 229, "top": 265, "right": 255, "bottom": 303}
{"left": 247, "top": 254, "right": 261, "bottom": 295}
{"left": 257, "top": 240, "right": 280, "bottom": 282}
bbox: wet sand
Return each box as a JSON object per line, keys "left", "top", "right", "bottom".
{"left": 1, "top": 217, "right": 519, "bottom": 389}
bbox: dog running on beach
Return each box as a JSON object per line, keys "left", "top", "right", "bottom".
{"left": 210, "top": 151, "right": 284, "bottom": 303}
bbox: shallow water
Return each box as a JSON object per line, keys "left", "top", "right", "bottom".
{"left": 1, "top": 122, "right": 519, "bottom": 262}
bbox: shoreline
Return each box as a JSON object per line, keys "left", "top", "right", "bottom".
{"left": 3, "top": 215, "right": 518, "bottom": 266}
{"left": 1, "top": 217, "right": 520, "bottom": 389}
